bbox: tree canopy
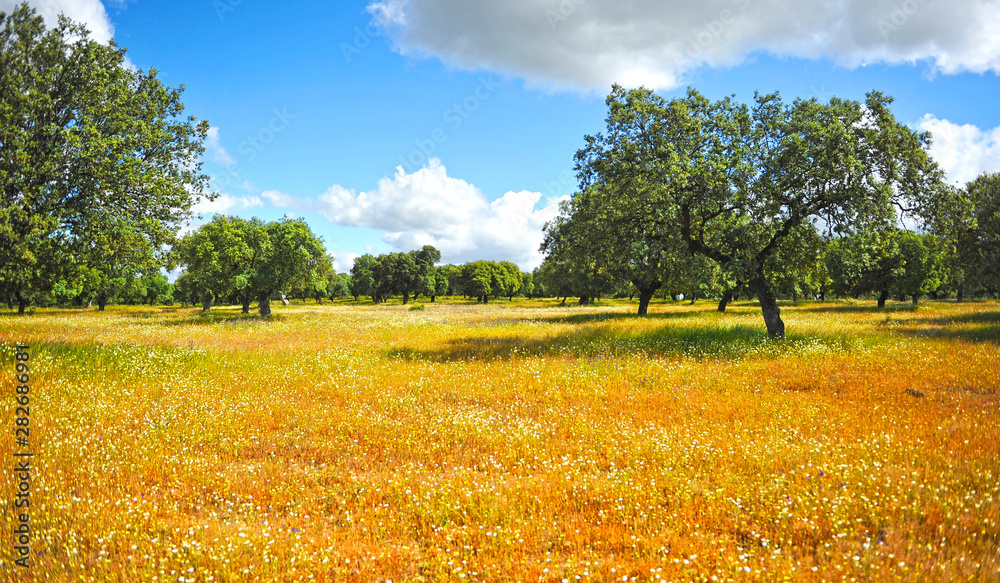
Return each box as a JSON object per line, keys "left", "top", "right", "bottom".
{"left": 0, "top": 3, "right": 210, "bottom": 313}
{"left": 564, "top": 85, "right": 944, "bottom": 336}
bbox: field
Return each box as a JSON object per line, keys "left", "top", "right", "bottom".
{"left": 0, "top": 298, "right": 998, "bottom": 582}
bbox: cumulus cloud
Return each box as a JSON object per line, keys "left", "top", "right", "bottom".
{"left": 918, "top": 115, "right": 1000, "bottom": 186}
{"left": 204, "top": 126, "right": 235, "bottom": 169}
{"left": 367, "top": 0, "right": 1000, "bottom": 90}
{"left": 192, "top": 192, "right": 263, "bottom": 216}
{"left": 332, "top": 252, "right": 360, "bottom": 274}
{"left": 1, "top": 0, "right": 115, "bottom": 43}
{"left": 264, "top": 159, "right": 566, "bottom": 269}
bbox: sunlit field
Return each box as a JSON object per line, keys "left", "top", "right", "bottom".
{"left": 1, "top": 298, "right": 998, "bottom": 582}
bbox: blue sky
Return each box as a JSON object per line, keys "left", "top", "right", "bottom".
{"left": 7, "top": 0, "right": 1000, "bottom": 271}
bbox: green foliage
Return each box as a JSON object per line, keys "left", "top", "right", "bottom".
{"left": 0, "top": 4, "right": 209, "bottom": 313}
{"left": 571, "top": 85, "right": 945, "bottom": 336}
{"left": 177, "top": 216, "right": 329, "bottom": 315}
{"left": 349, "top": 254, "right": 377, "bottom": 301}
{"left": 326, "top": 273, "right": 352, "bottom": 300}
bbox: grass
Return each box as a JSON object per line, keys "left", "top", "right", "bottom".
{"left": 0, "top": 298, "right": 998, "bottom": 582}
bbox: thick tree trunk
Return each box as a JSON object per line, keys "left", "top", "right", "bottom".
{"left": 315, "top": 292, "right": 323, "bottom": 305}
{"left": 751, "top": 277, "right": 784, "bottom": 338}
{"left": 819, "top": 290, "right": 825, "bottom": 302}
{"left": 402, "top": 291, "right": 409, "bottom": 305}
{"left": 911, "top": 294, "right": 919, "bottom": 305}
{"left": 98, "top": 295, "right": 108, "bottom": 312}
{"left": 430, "top": 295, "right": 436, "bottom": 303}
{"left": 717, "top": 290, "right": 733, "bottom": 313}
{"left": 15, "top": 291, "right": 27, "bottom": 315}
{"left": 202, "top": 297, "right": 213, "bottom": 312}
{"left": 637, "top": 288, "right": 655, "bottom": 316}
{"left": 689, "top": 291, "right": 698, "bottom": 305}
{"left": 241, "top": 297, "right": 251, "bottom": 314}
{"left": 259, "top": 296, "right": 272, "bottom": 317}
{"left": 957, "top": 285, "right": 964, "bottom": 302}
{"left": 877, "top": 288, "right": 889, "bottom": 309}
{"left": 578, "top": 295, "right": 589, "bottom": 305}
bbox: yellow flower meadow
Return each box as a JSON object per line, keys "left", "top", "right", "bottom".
{"left": 0, "top": 298, "right": 997, "bottom": 582}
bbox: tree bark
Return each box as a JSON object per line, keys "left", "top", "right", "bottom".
{"left": 911, "top": 294, "right": 919, "bottom": 305}
{"left": 877, "top": 288, "right": 889, "bottom": 308}
{"left": 430, "top": 295, "right": 436, "bottom": 303}
{"left": 97, "top": 295, "right": 108, "bottom": 312}
{"left": 751, "top": 277, "right": 784, "bottom": 338}
{"left": 689, "top": 291, "right": 698, "bottom": 305}
{"left": 637, "top": 288, "right": 655, "bottom": 316}
{"left": 717, "top": 290, "right": 733, "bottom": 312}
{"left": 241, "top": 297, "right": 251, "bottom": 314}
{"left": 578, "top": 295, "right": 589, "bottom": 305}
{"left": 15, "top": 291, "right": 27, "bottom": 315}
{"left": 259, "top": 296, "right": 272, "bottom": 317}
{"left": 315, "top": 292, "right": 323, "bottom": 305}
{"left": 957, "top": 284, "right": 964, "bottom": 302}
{"left": 202, "top": 297, "right": 213, "bottom": 312}
{"left": 402, "top": 291, "right": 409, "bottom": 305}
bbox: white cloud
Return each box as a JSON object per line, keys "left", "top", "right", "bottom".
{"left": 1, "top": 0, "right": 115, "bottom": 43}
{"left": 918, "top": 115, "right": 1000, "bottom": 186}
{"left": 261, "top": 189, "right": 297, "bottom": 208}
{"left": 262, "top": 159, "right": 566, "bottom": 269}
{"left": 367, "top": 0, "right": 1000, "bottom": 91}
{"left": 192, "top": 192, "right": 263, "bottom": 215}
{"left": 205, "top": 126, "right": 235, "bottom": 169}
{"left": 331, "top": 252, "right": 360, "bottom": 274}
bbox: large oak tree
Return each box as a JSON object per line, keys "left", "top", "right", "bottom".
{"left": 573, "top": 86, "right": 943, "bottom": 337}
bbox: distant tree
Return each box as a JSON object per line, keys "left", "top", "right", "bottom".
{"left": 894, "top": 231, "right": 947, "bottom": 304}
{"left": 350, "top": 254, "right": 377, "bottom": 302}
{"left": 943, "top": 173, "right": 1000, "bottom": 298}
{"left": 430, "top": 268, "right": 450, "bottom": 302}
{"left": 177, "top": 216, "right": 269, "bottom": 313}
{"left": 250, "top": 218, "right": 329, "bottom": 316}
{"left": 409, "top": 245, "right": 441, "bottom": 302}
{"left": 496, "top": 261, "right": 523, "bottom": 301}
{"left": 142, "top": 274, "right": 171, "bottom": 305}
{"left": 326, "top": 273, "right": 351, "bottom": 300}
{"left": 520, "top": 271, "right": 535, "bottom": 299}
{"left": 461, "top": 261, "right": 496, "bottom": 303}
{"left": 826, "top": 231, "right": 904, "bottom": 307}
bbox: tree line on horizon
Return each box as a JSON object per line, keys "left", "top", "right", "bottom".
{"left": 2, "top": 4, "right": 998, "bottom": 333}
